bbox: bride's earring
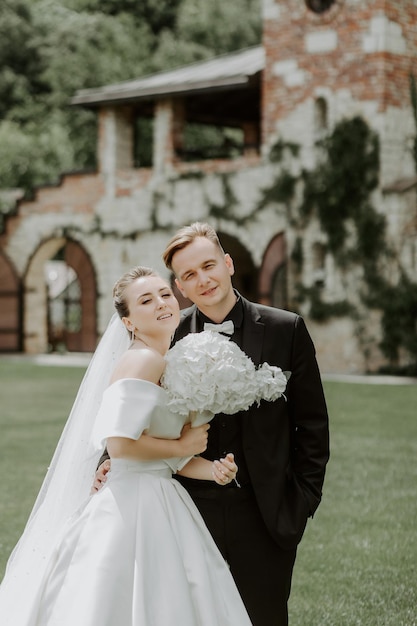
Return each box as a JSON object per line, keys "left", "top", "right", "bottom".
{"left": 130, "top": 327, "right": 136, "bottom": 342}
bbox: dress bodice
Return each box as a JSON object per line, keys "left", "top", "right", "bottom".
{"left": 91, "top": 378, "right": 193, "bottom": 472}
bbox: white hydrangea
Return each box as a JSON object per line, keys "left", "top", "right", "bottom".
{"left": 161, "top": 330, "right": 289, "bottom": 417}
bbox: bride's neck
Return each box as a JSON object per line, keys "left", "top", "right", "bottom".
{"left": 133, "top": 333, "right": 171, "bottom": 356}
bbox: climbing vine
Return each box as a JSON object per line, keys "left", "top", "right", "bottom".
{"left": 261, "top": 116, "right": 417, "bottom": 373}
{"left": 300, "top": 116, "right": 381, "bottom": 257}
{"left": 409, "top": 73, "right": 417, "bottom": 173}
{"left": 373, "top": 272, "right": 417, "bottom": 375}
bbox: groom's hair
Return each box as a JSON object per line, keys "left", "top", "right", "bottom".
{"left": 113, "top": 266, "right": 159, "bottom": 319}
{"left": 162, "top": 222, "right": 224, "bottom": 272}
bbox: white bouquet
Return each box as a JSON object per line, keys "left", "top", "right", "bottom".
{"left": 161, "top": 330, "right": 290, "bottom": 418}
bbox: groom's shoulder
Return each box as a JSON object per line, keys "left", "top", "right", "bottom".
{"left": 177, "top": 305, "right": 196, "bottom": 331}
{"left": 176, "top": 297, "right": 301, "bottom": 330}
{"left": 179, "top": 305, "right": 196, "bottom": 321}
{"left": 243, "top": 296, "right": 299, "bottom": 327}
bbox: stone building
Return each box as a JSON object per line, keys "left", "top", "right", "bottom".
{"left": 0, "top": 0, "right": 416, "bottom": 373}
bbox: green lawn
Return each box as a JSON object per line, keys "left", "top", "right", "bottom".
{"left": 289, "top": 382, "right": 417, "bottom": 626}
{"left": 0, "top": 360, "right": 416, "bottom": 625}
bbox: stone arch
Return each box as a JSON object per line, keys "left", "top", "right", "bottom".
{"left": 24, "top": 238, "right": 97, "bottom": 353}
{"left": 218, "top": 231, "right": 258, "bottom": 302}
{"left": 0, "top": 251, "right": 21, "bottom": 352}
{"left": 258, "top": 233, "right": 288, "bottom": 308}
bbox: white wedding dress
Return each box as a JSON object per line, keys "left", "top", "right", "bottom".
{"left": 3, "top": 378, "right": 251, "bottom": 626}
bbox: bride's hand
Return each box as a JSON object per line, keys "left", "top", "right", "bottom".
{"left": 178, "top": 422, "right": 210, "bottom": 456}
{"left": 212, "top": 453, "right": 238, "bottom": 486}
{"left": 90, "top": 459, "right": 111, "bottom": 494}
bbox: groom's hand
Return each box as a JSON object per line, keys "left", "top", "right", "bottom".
{"left": 212, "top": 453, "right": 238, "bottom": 486}
{"left": 91, "top": 459, "right": 111, "bottom": 494}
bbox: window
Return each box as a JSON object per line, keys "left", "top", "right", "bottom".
{"left": 305, "top": 0, "right": 336, "bottom": 14}
{"left": 178, "top": 123, "right": 244, "bottom": 162}
{"left": 314, "top": 97, "right": 328, "bottom": 133}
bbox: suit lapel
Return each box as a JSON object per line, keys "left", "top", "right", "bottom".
{"left": 240, "top": 297, "right": 264, "bottom": 366}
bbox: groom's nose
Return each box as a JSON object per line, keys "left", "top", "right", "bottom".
{"left": 196, "top": 269, "right": 209, "bottom": 285}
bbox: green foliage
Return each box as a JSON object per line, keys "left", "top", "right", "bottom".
{"left": 259, "top": 118, "right": 417, "bottom": 371}
{"left": 378, "top": 272, "right": 417, "bottom": 373}
{"left": 291, "top": 237, "right": 303, "bottom": 272}
{"left": 0, "top": 2, "right": 48, "bottom": 120}
{"left": 259, "top": 172, "right": 298, "bottom": 210}
{"left": 176, "top": 0, "right": 261, "bottom": 56}
{"left": 134, "top": 118, "right": 154, "bottom": 168}
{"left": 300, "top": 286, "right": 353, "bottom": 322}
{"left": 257, "top": 140, "right": 300, "bottom": 212}
{"left": 181, "top": 123, "right": 244, "bottom": 161}
{"left": 409, "top": 73, "right": 417, "bottom": 173}
{"left": 0, "top": 118, "right": 74, "bottom": 189}
{"left": 0, "top": 0, "right": 262, "bottom": 191}
{"left": 300, "top": 117, "right": 380, "bottom": 254}
{"left": 269, "top": 139, "right": 299, "bottom": 163}
{"left": 68, "top": 0, "right": 182, "bottom": 36}
{"left": 207, "top": 174, "right": 238, "bottom": 219}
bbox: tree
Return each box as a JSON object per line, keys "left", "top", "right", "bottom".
{"left": 0, "top": 0, "right": 261, "bottom": 192}
{"left": 0, "top": 1, "right": 48, "bottom": 120}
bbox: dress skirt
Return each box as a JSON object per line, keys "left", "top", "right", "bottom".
{"left": 35, "top": 459, "right": 252, "bottom": 626}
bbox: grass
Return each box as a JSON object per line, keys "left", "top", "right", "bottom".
{"left": 0, "top": 360, "right": 85, "bottom": 575}
{"left": 289, "top": 382, "right": 417, "bottom": 626}
{"left": 0, "top": 359, "right": 416, "bottom": 624}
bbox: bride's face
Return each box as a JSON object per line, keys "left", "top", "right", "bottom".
{"left": 123, "top": 275, "right": 180, "bottom": 338}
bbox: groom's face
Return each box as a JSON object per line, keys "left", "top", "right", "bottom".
{"left": 172, "top": 237, "right": 235, "bottom": 317}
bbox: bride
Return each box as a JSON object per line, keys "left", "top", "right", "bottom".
{"left": 0, "top": 266, "right": 252, "bottom": 625}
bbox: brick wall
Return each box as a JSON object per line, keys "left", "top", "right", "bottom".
{"left": 262, "top": 0, "right": 417, "bottom": 182}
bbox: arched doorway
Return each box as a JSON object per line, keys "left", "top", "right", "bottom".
{"left": 0, "top": 251, "right": 21, "bottom": 352}
{"left": 218, "top": 232, "right": 258, "bottom": 302}
{"left": 258, "top": 233, "right": 288, "bottom": 309}
{"left": 24, "top": 239, "right": 97, "bottom": 353}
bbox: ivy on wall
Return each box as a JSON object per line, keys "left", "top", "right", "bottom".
{"left": 300, "top": 117, "right": 381, "bottom": 257}
{"left": 262, "top": 116, "right": 417, "bottom": 374}
{"left": 409, "top": 73, "right": 417, "bottom": 173}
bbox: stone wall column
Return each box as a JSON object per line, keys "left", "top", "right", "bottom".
{"left": 153, "top": 98, "right": 185, "bottom": 175}
{"left": 98, "top": 106, "right": 134, "bottom": 194}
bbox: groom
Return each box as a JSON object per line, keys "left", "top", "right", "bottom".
{"left": 162, "top": 222, "right": 330, "bottom": 626}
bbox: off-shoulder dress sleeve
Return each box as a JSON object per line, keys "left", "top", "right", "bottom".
{"left": 90, "top": 378, "right": 198, "bottom": 473}
{"left": 91, "top": 379, "right": 168, "bottom": 450}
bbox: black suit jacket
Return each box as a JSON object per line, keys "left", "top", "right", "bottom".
{"left": 174, "top": 295, "right": 330, "bottom": 550}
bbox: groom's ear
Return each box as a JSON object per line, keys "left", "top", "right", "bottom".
{"left": 225, "top": 253, "right": 235, "bottom": 277}
{"left": 174, "top": 277, "right": 187, "bottom": 297}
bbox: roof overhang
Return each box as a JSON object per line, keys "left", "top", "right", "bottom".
{"left": 71, "top": 46, "right": 264, "bottom": 108}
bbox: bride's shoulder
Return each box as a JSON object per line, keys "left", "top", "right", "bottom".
{"left": 110, "top": 346, "right": 165, "bottom": 385}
